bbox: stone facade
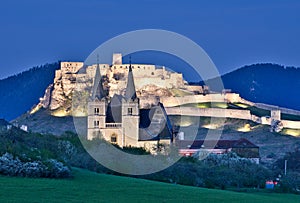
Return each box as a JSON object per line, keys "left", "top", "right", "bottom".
{"left": 86, "top": 60, "right": 173, "bottom": 151}
{"left": 87, "top": 98, "right": 141, "bottom": 148}
{"left": 38, "top": 54, "right": 193, "bottom": 115}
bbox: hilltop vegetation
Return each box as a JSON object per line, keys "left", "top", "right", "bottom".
{"left": 0, "top": 62, "right": 59, "bottom": 120}
{"left": 202, "top": 63, "right": 300, "bottom": 110}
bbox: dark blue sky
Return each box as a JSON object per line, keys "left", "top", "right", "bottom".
{"left": 0, "top": 0, "right": 299, "bottom": 80}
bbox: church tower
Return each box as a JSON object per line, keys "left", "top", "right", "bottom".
{"left": 122, "top": 61, "right": 140, "bottom": 146}
{"left": 87, "top": 59, "right": 107, "bottom": 140}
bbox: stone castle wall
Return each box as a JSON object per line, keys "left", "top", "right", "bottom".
{"left": 281, "top": 120, "right": 300, "bottom": 129}
{"left": 166, "top": 106, "right": 300, "bottom": 129}
{"left": 160, "top": 93, "right": 245, "bottom": 107}
{"left": 165, "top": 107, "right": 252, "bottom": 120}
{"left": 43, "top": 61, "right": 186, "bottom": 112}
{"left": 255, "top": 103, "right": 300, "bottom": 116}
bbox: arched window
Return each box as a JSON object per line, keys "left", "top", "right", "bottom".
{"left": 94, "top": 120, "right": 99, "bottom": 127}
{"left": 128, "top": 108, "right": 133, "bottom": 115}
{"left": 94, "top": 108, "right": 99, "bottom": 115}
{"left": 111, "top": 134, "right": 117, "bottom": 143}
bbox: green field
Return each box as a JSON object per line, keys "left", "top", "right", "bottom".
{"left": 0, "top": 168, "right": 298, "bottom": 203}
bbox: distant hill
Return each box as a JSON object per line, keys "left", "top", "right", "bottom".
{"left": 0, "top": 63, "right": 59, "bottom": 120}
{"left": 202, "top": 63, "right": 300, "bottom": 111}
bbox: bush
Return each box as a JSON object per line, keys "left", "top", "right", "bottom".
{"left": 143, "top": 153, "right": 272, "bottom": 190}
{"left": 0, "top": 153, "right": 71, "bottom": 178}
{"left": 276, "top": 172, "right": 300, "bottom": 194}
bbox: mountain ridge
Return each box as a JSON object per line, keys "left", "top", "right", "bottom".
{"left": 201, "top": 63, "right": 300, "bottom": 111}
{"left": 0, "top": 62, "right": 60, "bottom": 120}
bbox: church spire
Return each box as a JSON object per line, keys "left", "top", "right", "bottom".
{"left": 92, "top": 54, "right": 105, "bottom": 100}
{"left": 125, "top": 56, "right": 137, "bottom": 101}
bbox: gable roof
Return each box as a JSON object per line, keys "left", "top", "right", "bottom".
{"left": 139, "top": 103, "right": 173, "bottom": 141}
{"left": 106, "top": 94, "right": 123, "bottom": 123}
{"left": 176, "top": 138, "right": 258, "bottom": 150}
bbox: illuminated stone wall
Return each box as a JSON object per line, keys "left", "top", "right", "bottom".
{"left": 160, "top": 93, "right": 247, "bottom": 107}
{"left": 165, "top": 107, "right": 252, "bottom": 120}
{"left": 281, "top": 120, "right": 300, "bottom": 129}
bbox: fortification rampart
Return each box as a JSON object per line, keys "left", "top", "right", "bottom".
{"left": 165, "top": 106, "right": 300, "bottom": 129}
{"left": 160, "top": 93, "right": 247, "bottom": 107}
{"left": 255, "top": 103, "right": 300, "bottom": 116}
{"left": 281, "top": 120, "right": 300, "bottom": 129}
{"left": 165, "top": 107, "right": 252, "bottom": 120}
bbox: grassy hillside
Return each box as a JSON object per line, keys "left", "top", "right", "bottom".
{"left": 0, "top": 167, "right": 298, "bottom": 203}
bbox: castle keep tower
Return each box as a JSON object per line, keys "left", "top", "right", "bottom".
{"left": 112, "top": 53, "right": 122, "bottom": 65}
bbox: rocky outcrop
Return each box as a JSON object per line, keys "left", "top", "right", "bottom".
{"left": 40, "top": 84, "right": 53, "bottom": 108}
{"left": 0, "top": 152, "right": 71, "bottom": 178}
{"left": 35, "top": 62, "right": 187, "bottom": 116}
{"left": 49, "top": 70, "right": 77, "bottom": 111}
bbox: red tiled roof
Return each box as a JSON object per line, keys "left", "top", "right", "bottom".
{"left": 176, "top": 138, "right": 258, "bottom": 150}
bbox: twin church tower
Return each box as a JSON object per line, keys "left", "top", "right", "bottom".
{"left": 87, "top": 54, "right": 173, "bottom": 150}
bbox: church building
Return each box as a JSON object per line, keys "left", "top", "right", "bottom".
{"left": 87, "top": 58, "right": 173, "bottom": 152}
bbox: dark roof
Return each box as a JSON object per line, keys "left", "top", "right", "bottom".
{"left": 124, "top": 64, "right": 137, "bottom": 101}
{"left": 91, "top": 64, "right": 105, "bottom": 100}
{"left": 139, "top": 103, "right": 173, "bottom": 141}
{"left": 176, "top": 138, "right": 258, "bottom": 150}
{"left": 105, "top": 98, "right": 173, "bottom": 141}
{"left": 106, "top": 94, "right": 123, "bottom": 123}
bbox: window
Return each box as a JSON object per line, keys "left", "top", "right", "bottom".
{"left": 111, "top": 135, "right": 117, "bottom": 143}
{"left": 128, "top": 108, "right": 133, "bottom": 115}
{"left": 94, "top": 120, "right": 99, "bottom": 127}
{"left": 93, "top": 131, "right": 100, "bottom": 138}
{"left": 151, "top": 72, "right": 154, "bottom": 75}
{"left": 94, "top": 108, "right": 99, "bottom": 115}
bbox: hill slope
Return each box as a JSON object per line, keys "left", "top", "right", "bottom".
{"left": 0, "top": 62, "right": 59, "bottom": 120}
{"left": 203, "top": 63, "right": 300, "bottom": 110}
{"left": 0, "top": 167, "right": 298, "bottom": 203}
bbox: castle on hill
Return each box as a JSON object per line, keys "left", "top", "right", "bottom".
{"left": 47, "top": 53, "right": 209, "bottom": 113}
{"left": 31, "top": 53, "right": 300, "bottom": 139}
{"left": 87, "top": 56, "right": 173, "bottom": 151}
